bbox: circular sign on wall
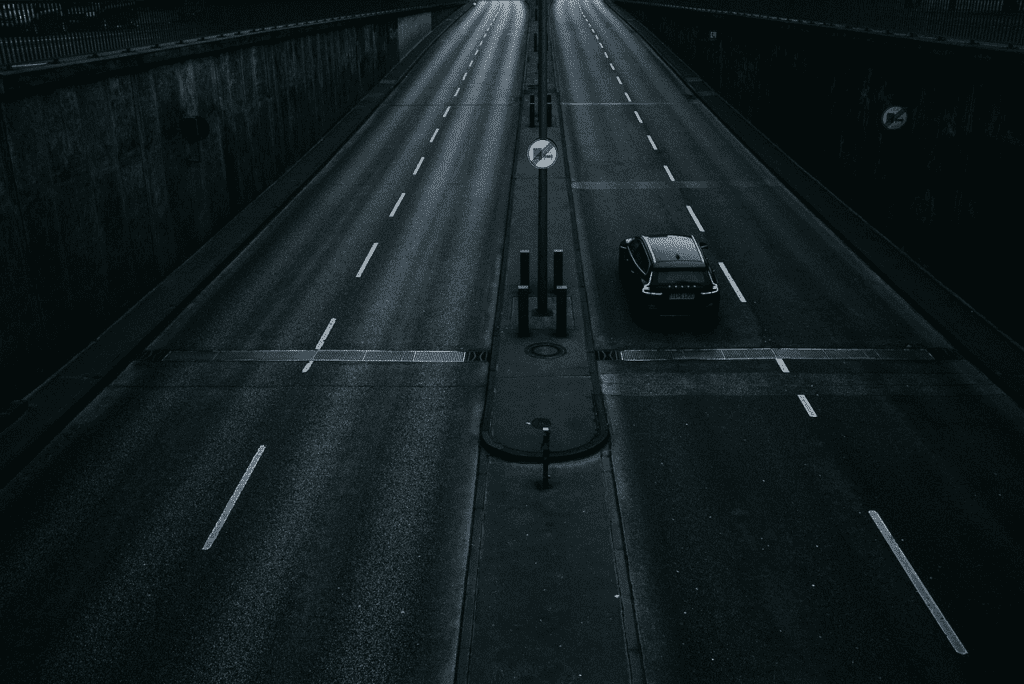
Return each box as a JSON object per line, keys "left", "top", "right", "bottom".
{"left": 882, "top": 106, "right": 908, "bottom": 130}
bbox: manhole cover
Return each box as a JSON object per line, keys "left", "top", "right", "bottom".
{"left": 526, "top": 343, "right": 566, "bottom": 358}
{"left": 529, "top": 417, "right": 551, "bottom": 430}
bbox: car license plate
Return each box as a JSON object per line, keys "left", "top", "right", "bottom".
{"left": 669, "top": 293, "right": 694, "bottom": 300}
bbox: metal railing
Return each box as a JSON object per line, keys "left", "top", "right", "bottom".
{"left": 1, "top": 0, "right": 457, "bottom": 69}
{"left": 617, "top": 0, "right": 1024, "bottom": 48}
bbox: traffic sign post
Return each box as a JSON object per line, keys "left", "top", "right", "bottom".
{"left": 537, "top": 0, "right": 549, "bottom": 315}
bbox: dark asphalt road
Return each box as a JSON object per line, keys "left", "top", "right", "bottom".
{"left": 2, "top": 1, "right": 1023, "bottom": 682}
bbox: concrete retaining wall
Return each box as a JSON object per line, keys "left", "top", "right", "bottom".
{"left": 617, "top": 1, "right": 1024, "bottom": 347}
{"left": 0, "top": 7, "right": 455, "bottom": 406}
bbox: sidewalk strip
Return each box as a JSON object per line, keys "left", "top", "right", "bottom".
{"left": 869, "top": 510, "right": 967, "bottom": 655}
{"left": 717, "top": 262, "right": 746, "bottom": 302}
{"left": 203, "top": 445, "right": 265, "bottom": 550}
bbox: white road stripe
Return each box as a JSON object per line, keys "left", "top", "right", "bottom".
{"left": 717, "top": 262, "right": 745, "bottom": 302}
{"left": 475, "top": 48, "right": 478, "bottom": 55}
{"left": 634, "top": 110, "right": 643, "bottom": 123}
{"left": 430, "top": 127, "right": 439, "bottom": 142}
{"left": 443, "top": 105, "right": 451, "bottom": 118}
{"left": 454, "top": 87, "right": 460, "bottom": 97}
{"left": 604, "top": 51, "right": 609, "bottom": 58}
{"left": 413, "top": 156, "right": 424, "bottom": 175}
{"left": 869, "top": 510, "right": 968, "bottom": 655}
{"left": 686, "top": 205, "right": 705, "bottom": 232}
{"left": 600, "top": 43, "right": 604, "bottom": 48}
{"left": 302, "top": 318, "right": 338, "bottom": 372}
{"left": 463, "top": 71, "right": 467, "bottom": 80}
{"left": 203, "top": 445, "right": 266, "bottom": 550}
{"left": 625, "top": 91, "right": 632, "bottom": 102}
{"left": 797, "top": 394, "right": 817, "bottom": 417}
{"left": 479, "top": 40, "right": 483, "bottom": 46}
{"left": 775, "top": 357, "right": 790, "bottom": 373}
{"left": 647, "top": 134, "right": 656, "bottom": 150}
{"left": 609, "top": 62, "right": 615, "bottom": 70}
{"left": 469, "top": 60, "right": 473, "bottom": 67}
{"left": 616, "top": 76, "right": 622, "bottom": 84}
{"left": 356, "top": 242, "right": 379, "bottom": 278}
{"left": 663, "top": 165, "right": 675, "bottom": 182}
{"left": 388, "top": 193, "right": 405, "bottom": 218}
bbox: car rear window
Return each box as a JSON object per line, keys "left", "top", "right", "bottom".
{"left": 655, "top": 269, "right": 707, "bottom": 285}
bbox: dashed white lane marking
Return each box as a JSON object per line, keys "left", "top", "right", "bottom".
{"left": 663, "top": 165, "right": 675, "bottom": 182}
{"left": 203, "top": 445, "right": 266, "bottom": 550}
{"left": 609, "top": 62, "right": 615, "bottom": 71}
{"left": 475, "top": 48, "right": 479, "bottom": 55}
{"left": 646, "top": 134, "right": 656, "bottom": 150}
{"left": 625, "top": 92, "right": 632, "bottom": 102}
{"left": 469, "top": 60, "right": 473, "bottom": 67}
{"left": 388, "top": 193, "right": 405, "bottom": 218}
{"left": 869, "top": 510, "right": 968, "bottom": 655}
{"left": 591, "top": 27, "right": 595, "bottom": 33}
{"left": 717, "top": 262, "right": 746, "bottom": 302}
{"left": 463, "top": 71, "right": 468, "bottom": 80}
{"left": 478, "top": 40, "right": 483, "bottom": 46}
{"left": 797, "top": 394, "right": 817, "bottom": 417}
{"left": 776, "top": 357, "right": 790, "bottom": 373}
{"left": 686, "top": 205, "right": 705, "bottom": 232}
{"left": 430, "top": 127, "right": 439, "bottom": 142}
{"left": 413, "top": 156, "right": 424, "bottom": 175}
{"left": 443, "top": 105, "right": 451, "bottom": 118}
{"left": 303, "top": 317, "right": 337, "bottom": 372}
{"left": 634, "top": 110, "right": 643, "bottom": 123}
{"left": 600, "top": 43, "right": 603, "bottom": 48}
{"left": 616, "top": 76, "right": 622, "bottom": 84}
{"left": 454, "top": 87, "right": 460, "bottom": 97}
{"left": 604, "top": 51, "right": 609, "bottom": 58}
{"left": 356, "top": 242, "right": 379, "bottom": 277}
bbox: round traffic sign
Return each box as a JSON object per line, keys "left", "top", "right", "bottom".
{"left": 528, "top": 139, "right": 557, "bottom": 168}
{"left": 882, "top": 106, "right": 908, "bottom": 130}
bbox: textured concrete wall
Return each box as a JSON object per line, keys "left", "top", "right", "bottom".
{"left": 619, "top": 2, "right": 1024, "bottom": 346}
{"left": 0, "top": 15, "right": 413, "bottom": 405}
{"left": 399, "top": 12, "right": 433, "bottom": 60}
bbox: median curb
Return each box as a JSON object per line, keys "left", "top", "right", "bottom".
{"left": 0, "top": 2, "right": 474, "bottom": 488}
{"left": 608, "top": 0, "right": 1024, "bottom": 408}
{"left": 478, "top": 6, "right": 610, "bottom": 465}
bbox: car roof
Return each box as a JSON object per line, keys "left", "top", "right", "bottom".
{"left": 641, "top": 234, "right": 705, "bottom": 268}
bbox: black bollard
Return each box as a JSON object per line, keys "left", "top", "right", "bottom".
{"left": 518, "top": 285, "right": 530, "bottom": 337}
{"left": 546, "top": 94, "right": 552, "bottom": 127}
{"left": 556, "top": 285, "right": 567, "bottom": 337}
{"left": 529, "top": 94, "right": 535, "bottom": 127}
{"left": 520, "top": 250, "right": 530, "bottom": 289}
{"left": 553, "top": 249, "right": 563, "bottom": 287}
{"left": 541, "top": 427, "right": 550, "bottom": 488}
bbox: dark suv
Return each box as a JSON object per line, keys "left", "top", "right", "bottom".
{"left": 618, "top": 234, "right": 720, "bottom": 325}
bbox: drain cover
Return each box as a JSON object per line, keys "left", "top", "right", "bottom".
{"left": 526, "top": 342, "right": 566, "bottom": 358}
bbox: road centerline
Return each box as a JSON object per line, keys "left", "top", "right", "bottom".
{"left": 203, "top": 445, "right": 266, "bottom": 550}
{"left": 356, "top": 243, "right": 379, "bottom": 278}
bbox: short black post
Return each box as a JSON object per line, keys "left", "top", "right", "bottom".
{"left": 529, "top": 94, "right": 535, "bottom": 127}
{"left": 520, "top": 250, "right": 530, "bottom": 288}
{"left": 541, "top": 427, "right": 551, "bottom": 489}
{"left": 556, "top": 285, "right": 567, "bottom": 337}
{"left": 553, "top": 249, "right": 563, "bottom": 287}
{"left": 546, "top": 94, "right": 552, "bottom": 127}
{"left": 518, "top": 285, "right": 530, "bottom": 337}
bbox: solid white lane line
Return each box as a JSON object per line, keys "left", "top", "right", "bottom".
{"left": 203, "top": 445, "right": 266, "bottom": 550}
{"left": 869, "top": 510, "right": 968, "bottom": 655}
{"left": 647, "top": 134, "right": 656, "bottom": 150}
{"left": 663, "top": 165, "right": 675, "bottom": 182}
{"left": 609, "top": 62, "right": 615, "bottom": 71}
{"left": 463, "top": 71, "right": 467, "bottom": 80}
{"left": 413, "top": 156, "right": 424, "bottom": 175}
{"left": 388, "top": 193, "right": 405, "bottom": 218}
{"left": 686, "top": 205, "right": 705, "bottom": 232}
{"left": 616, "top": 76, "right": 622, "bottom": 84}
{"left": 797, "top": 394, "right": 817, "bottom": 417}
{"left": 454, "top": 87, "right": 460, "bottom": 97}
{"left": 443, "top": 105, "right": 451, "bottom": 118}
{"left": 634, "top": 110, "right": 643, "bottom": 123}
{"left": 776, "top": 357, "right": 790, "bottom": 373}
{"left": 430, "top": 127, "right": 439, "bottom": 142}
{"left": 625, "top": 91, "right": 632, "bottom": 102}
{"left": 356, "top": 242, "right": 379, "bottom": 278}
{"left": 717, "top": 262, "right": 746, "bottom": 302}
{"left": 302, "top": 317, "right": 338, "bottom": 372}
